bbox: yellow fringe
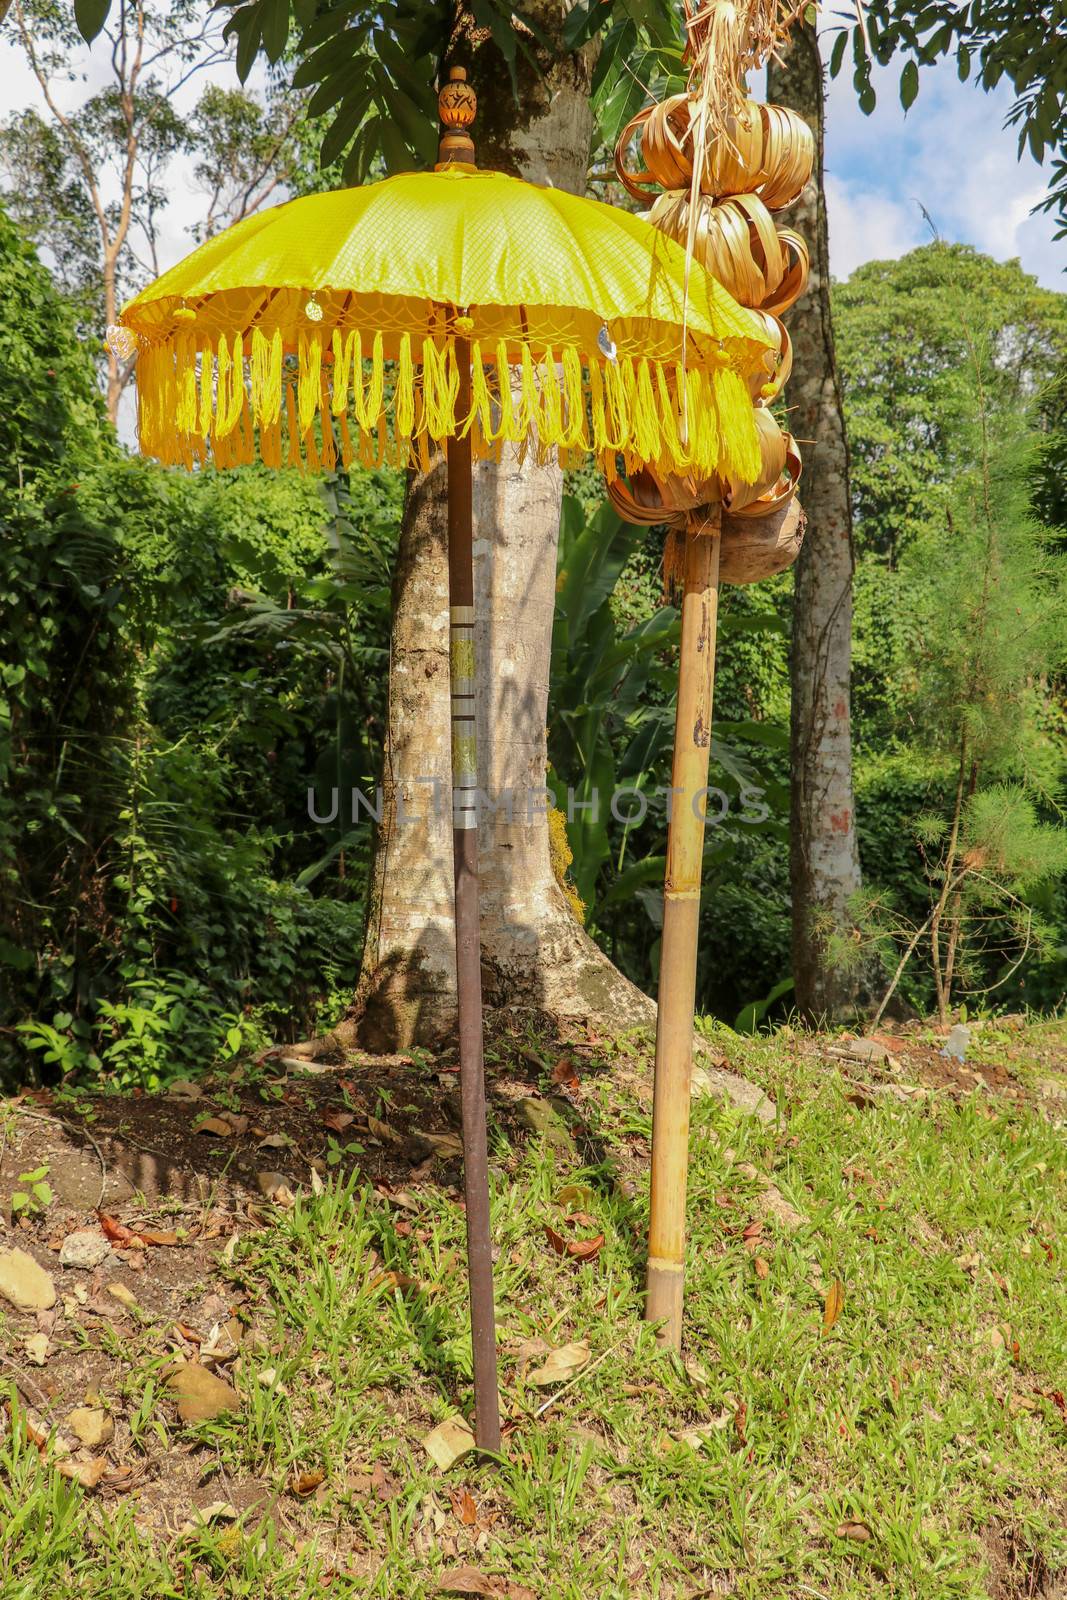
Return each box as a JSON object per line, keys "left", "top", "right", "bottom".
{"left": 131, "top": 325, "right": 763, "bottom": 486}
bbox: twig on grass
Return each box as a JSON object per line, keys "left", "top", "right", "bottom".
{"left": 532, "top": 1335, "right": 630, "bottom": 1420}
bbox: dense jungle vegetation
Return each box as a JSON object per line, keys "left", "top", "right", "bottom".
{"left": 2, "top": 199, "right": 1065, "bottom": 1087}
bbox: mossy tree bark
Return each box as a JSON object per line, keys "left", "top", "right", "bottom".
{"left": 768, "top": 24, "right": 865, "bottom": 1022}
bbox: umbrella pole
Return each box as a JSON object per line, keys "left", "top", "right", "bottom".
{"left": 646, "top": 506, "right": 722, "bottom": 1350}
{"left": 446, "top": 337, "right": 502, "bottom": 1455}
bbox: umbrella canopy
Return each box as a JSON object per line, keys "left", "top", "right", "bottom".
{"left": 117, "top": 167, "right": 774, "bottom": 488}
{"left": 113, "top": 74, "right": 781, "bottom": 1447}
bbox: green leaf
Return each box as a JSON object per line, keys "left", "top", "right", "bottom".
{"left": 900, "top": 60, "right": 920, "bottom": 112}
{"left": 235, "top": 11, "right": 264, "bottom": 83}
{"left": 261, "top": 0, "right": 291, "bottom": 63}
{"left": 307, "top": 58, "right": 371, "bottom": 120}
{"left": 379, "top": 116, "right": 413, "bottom": 176}
{"left": 74, "top": 0, "right": 111, "bottom": 42}
{"left": 591, "top": 18, "right": 637, "bottom": 97}
{"left": 829, "top": 30, "right": 848, "bottom": 79}
{"left": 562, "top": 0, "right": 608, "bottom": 51}
{"left": 293, "top": 29, "right": 362, "bottom": 90}
{"left": 319, "top": 88, "right": 374, "bottom": 168}
{"left": 957, "top": 44, "right": 971, "bottom": 81}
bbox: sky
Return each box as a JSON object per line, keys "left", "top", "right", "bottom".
{"left": 0, "top": 17, "right": 1062, "bottom": 293}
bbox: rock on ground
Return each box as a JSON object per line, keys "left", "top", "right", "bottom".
{"left": 59, "top": 1230, "right": 112, "bottom": 1270}
{"left": 164, "top": 1363, "right": 241, "bottom": 1424}
{"left": 0, "top": 1247, "right": 56, "bottom": 1312}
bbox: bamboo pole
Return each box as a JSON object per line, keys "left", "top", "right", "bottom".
{"left": 646, "top": 506, "right": 722, "bottom": 1349}
{"left": 438, "top": 65, "right": 501, "bottom": 1455}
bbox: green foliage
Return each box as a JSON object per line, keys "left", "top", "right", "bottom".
{"left": 836, "top": 244, "right": 1066, "bottom": 566}
{"left": 2, "top": 0, "right": 304, "bottom": 363}
{"left": 0, "top": 204, "right": 393, "bottom": 1088}
{"left": 858, "top": 362, "right": 1066, "bottom": 1012}
{"left": 1031, "top": 364, "right": 1067, "bottom": 541}
{"left": 547, "top": 493, "right": 792, "bottom": 1017}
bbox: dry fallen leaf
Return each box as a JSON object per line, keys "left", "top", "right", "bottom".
{"left": 834, "top": 1520, "right": 872, "bottom": 1543}
{"left": 289, "top": 1468, "right": 325, "bottom": 1497}
{"left": 451, "top": 1486, "right": 478, "bottom": 1525}
{"left": 822, "top": 1279, "right": 845, "bottom": 1333}
{"left": 367, "top": 1114, "right": 400, "bottom": 1144}
{"left": 422, "top": 1131, "right": 464, "bottom": 1160}
{"left": 422, "top": 1415, "right": 477, "bottom": 1471}
{"left": 58, "top": 1457, "right": 107, "bottom": 1489}
{"left": 525, "top": 1340, "right": 591, "bottom": 1388}
{"left": 437, "top": 1567, "right": 499, "bottom": 1597}
{"left": 436, "top": 1568, "right": 532, "bottom": 1600}
{"left": 196, "top": 1117, "right": 234, "bottom": 1138}
{"left": 754, "top": 1256, "right": 770, "bottom": 1280}
{"left": 550, "top": 1057, "right": 580, "bottom": 1091}
{"left": 543, "top": 1224, "right": 604, "bottom": 1263}
{"left": 322, "top": 1110, "right": 355, "bottom": 1133}
{"left": 24, "top": 1332, "right": 50, "bottom": 1366}
{"left": 257, "top": 1132, "right": 292, "bottom": 1150}
{"left": 106, "top": 1283, "right": 140, "bottom": 1313}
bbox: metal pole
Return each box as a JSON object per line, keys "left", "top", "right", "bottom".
{"left": 447, "top": 338, "right": 502, "bottom": 1454}
{"left": 645, "top": 507, "right": 722, "bottom": 1350}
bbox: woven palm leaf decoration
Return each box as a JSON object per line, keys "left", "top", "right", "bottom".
{"left": 610, "top": 0, "right": 814, "bottom": 585}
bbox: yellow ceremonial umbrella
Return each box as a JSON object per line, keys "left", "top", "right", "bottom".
{"left": 115, "top": 68, "right": 775, "bottom": 1451}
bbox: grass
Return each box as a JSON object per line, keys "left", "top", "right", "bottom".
{"left": 1, "top": 1021, "right": 1065, "bottom": 1599}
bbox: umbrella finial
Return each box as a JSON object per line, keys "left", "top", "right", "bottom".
{"left": 437, "top": 65, "right": 477, "bottom": 168}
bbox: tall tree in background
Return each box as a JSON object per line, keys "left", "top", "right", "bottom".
{"left": 768, "top": 22, "right": 864, "bottom": 1019}
{"left": 2, "top": 0, "right": 301, "bottom": 420}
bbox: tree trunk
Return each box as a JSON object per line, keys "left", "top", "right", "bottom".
{"left": 353, "top": 8, "right": 656, "bottom": 1051}
{"left": 768, "top": 25, "right": 864, "bottom": 1022}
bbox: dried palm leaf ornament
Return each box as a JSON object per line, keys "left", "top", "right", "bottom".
{"left": 610, "top": 0, "right": 815, "bottom": 1348}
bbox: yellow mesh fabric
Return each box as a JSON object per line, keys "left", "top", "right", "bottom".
{"left": 118, "top": 166, "right": 774, "bottom": 484}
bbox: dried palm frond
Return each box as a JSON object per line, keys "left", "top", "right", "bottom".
{"left": 683, "top": 0, "right": 808, "bottom": 153}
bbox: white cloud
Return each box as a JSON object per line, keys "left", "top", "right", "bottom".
{"left": 823, "top": 54, "right": 1063, "bottom": 288}
{"left": 824, "top": 174, "right": 926, "bottom": 277}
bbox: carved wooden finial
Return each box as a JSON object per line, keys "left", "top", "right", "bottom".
{"left": 437, "top": 65, "right": 477, "bottom": 168}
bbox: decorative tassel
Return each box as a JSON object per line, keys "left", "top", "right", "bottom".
{"left": 561, "top": 346, "right": 587, "bottom": 452}
{"left": 298, "top": 331, "right": 322, "bottom": 436}
{"left": 395, "top": 331, "right": 415, "bottom": 439}
{"left": 539, "top": 347, "right": 563, "bottom": 445}
{"left": 198, "top": 344, "right": 213, "bottom": 439}
{"left": 494, "top": 340, "right": 518, "bottom": 442}
{"left": 519, "top": 343, "right": 540, "bottom": 442}
{"left": 126, "top": 319, "right": 764, "bottom": 486}
{"left": 252, "top": 329, "right": 282, "bottom": 427}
